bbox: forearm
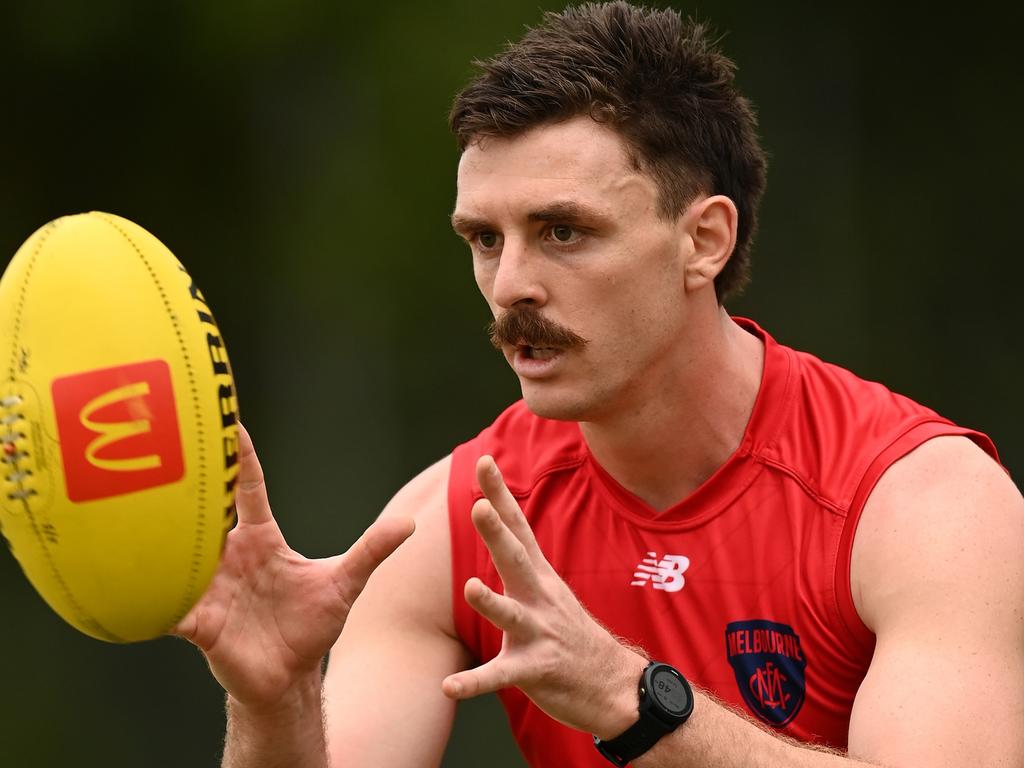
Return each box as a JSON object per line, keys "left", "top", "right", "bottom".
{"left": 222, "top": 673, "right": 328, "bottom": 768}
{"left": 634, "top": 689, "right": 875, "bottom": 768}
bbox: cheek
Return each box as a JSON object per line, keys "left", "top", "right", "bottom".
{"left": 577, "top": 287, "right": 650, "bottom": 353}
{"left": 472, "top": 261, "right": 497, "bottom": 307}
{"left": 599, "top": 275, "right": 684, "bottom": 351}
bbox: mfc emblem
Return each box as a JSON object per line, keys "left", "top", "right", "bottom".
{"left": 52, "top": 360, "right": 185, "bottom": 502}
{"left": 725, "top": 620, "right": 807, "bottom": 727}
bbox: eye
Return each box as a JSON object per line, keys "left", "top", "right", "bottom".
{"left": 551, "top": 225, "right": 575, "bottom": 243}
{"left": 478, "top": 231, "right": 499, "bottom": 249}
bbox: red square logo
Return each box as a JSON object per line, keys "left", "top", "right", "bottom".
{"left": 52, "top": 360, "right": 185, "bottom": 502}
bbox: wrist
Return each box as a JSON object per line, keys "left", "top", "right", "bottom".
{"left": 228, "top": 669, "right": 324, "bottom": 725}
{"left": 594, "top": 661, "right": 695, "bottom": 768}
{"left": 223, "top": 671, "right": 328, "bottom": 768}
{"left": 591, "top": 648, "right": 649, "bottom": 740}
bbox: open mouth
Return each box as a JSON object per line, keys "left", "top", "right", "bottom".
{"left": 518, "top": 345, "right": 559, "bottom": 361}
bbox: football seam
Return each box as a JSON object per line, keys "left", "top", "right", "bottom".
{"left": 8, "top": 220, "right": 54, "bottom": 380}
{"left": 93, "top": 213, "right": 210, "bottom": 633}
{"left": 7, "top": 218, "right": 127, "bottom": 643}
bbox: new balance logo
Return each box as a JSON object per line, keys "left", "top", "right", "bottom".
{"left": 631, "top": 552, "right": 690, "bottom": 592}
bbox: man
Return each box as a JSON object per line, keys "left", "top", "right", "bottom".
{"left": 175, "top": 3, "right": 1024, "bottom": 766}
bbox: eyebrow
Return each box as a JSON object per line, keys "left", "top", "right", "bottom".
{"left": 527, "top": 201, "right": 595, "bottom": 224}
{"left": 450, "top": 201, "right": 603, "bottom": 235}
{"left": 449, "top": 213, "right": 490, "bottom": 237}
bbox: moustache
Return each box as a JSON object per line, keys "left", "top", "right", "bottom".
{"left": 488, "top": 306, "right": 588, "bottom": 351}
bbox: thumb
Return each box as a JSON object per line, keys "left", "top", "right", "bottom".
{"left": 442, "top": 656, "right": 519, "bottom": 700}
{"left": 233, "top": 421, "right": 273, "bottom": 526}
{"left": 329, "top": 516, "right": 415, "bottom": 604}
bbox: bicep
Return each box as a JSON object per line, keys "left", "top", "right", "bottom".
{"left": 850, "top": 620, "right": 1024, "bottom": 766}
{"left": 324, "top": 456, "right": 472, "bottom": 768}
{"left": 848, "top": 437, "right": 1024, "bottom": 767}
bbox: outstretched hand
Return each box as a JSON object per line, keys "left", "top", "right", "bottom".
{"left": 442, "top": 456, "right": 646, "bottom": 738}
{"left": 172, "top": 423, "right": 414, "bottom": 711}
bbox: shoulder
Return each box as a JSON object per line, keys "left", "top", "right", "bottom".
{"left": 338, "top": 454, "right": 458, "bottom": 639}
{"left": 846, "top": 437, "right": 1024, "bottom": 764}
{"left": 744, "top": 319, "right": 940, "bottom": 431}
{"left": 782, "top": 340, "right": 946, "bottom": 445}
{"left": 377, "top": 455, "right": 454, "bottom": 591}
{"left": 851, "top": 435, "right": 1024, "bottom": 632}
{"left": 381, "top": 454, "right": 452, "bottom": 523}
{"left": 765, "top": 332, "right": 985, "bottom": 510}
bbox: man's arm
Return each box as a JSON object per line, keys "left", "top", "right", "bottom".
{"left": 444, "top": 441, "right": 1024, "bottom": 767}
{"left": 323, "top": 455, "right": 471, "bottom": 767}
{"left": 845, "top": 435, "right": 1024, "bottom": 765}
{"left": 174, "top": 426, "right": 458, "bottom": 768}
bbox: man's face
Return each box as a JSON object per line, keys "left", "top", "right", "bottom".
{"left": 452, "top": 117, "right": 696, "bottom": 422}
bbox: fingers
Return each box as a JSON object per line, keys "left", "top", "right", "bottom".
{"left": 476, "top": 456, "right": 543, "bottom": 559}
{"left": 472, "top": 497, "right": 541, "bottom": 596}
{"left": 442, "top": 656, "right": 519, "bottom": 700}
{"left": 234, "top": 422, "right": 273, "bottom": 526}
{"left": 464, "top": 576, "right": 530, "bottom": 634}
{"left": 332, "top": 516, "right": 416, "bottom": 603}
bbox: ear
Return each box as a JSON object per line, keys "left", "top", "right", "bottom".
{"left": 681, "top": 195, "right": 738, "bottom": 293}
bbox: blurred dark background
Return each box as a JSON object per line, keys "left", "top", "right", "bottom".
{"left": 1, "top": 1, "right": 1021, "bottom": 765}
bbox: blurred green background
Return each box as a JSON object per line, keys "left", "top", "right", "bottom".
{"left": 1, "top": 1, "right": 1021, "bottom": 765}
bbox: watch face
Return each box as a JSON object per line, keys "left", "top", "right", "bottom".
{"left": 650, "top": 668, "right": 691, "bottom": 716}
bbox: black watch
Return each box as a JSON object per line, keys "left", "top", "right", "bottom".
{"left": 593, "top": 662, "right": 694, "bottom": 767}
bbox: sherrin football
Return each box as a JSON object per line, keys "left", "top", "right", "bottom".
{"left": 0, "top": 212, "right": 239, "bottom": 642}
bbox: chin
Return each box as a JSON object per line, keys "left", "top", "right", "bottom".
{"left": 520, "top": 386, "right": 594, "bottom": 422}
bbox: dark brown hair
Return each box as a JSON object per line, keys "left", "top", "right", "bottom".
{"left": 450, "top": 1, "right": 768, "bottom": 300}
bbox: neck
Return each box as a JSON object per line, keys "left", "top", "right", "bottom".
{"left": 579, "top": 311, "right": 764, "bottom": 512}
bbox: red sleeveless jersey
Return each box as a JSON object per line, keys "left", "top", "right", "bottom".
{"left": 448, "top": 319, "right": 997, "bottom": 766}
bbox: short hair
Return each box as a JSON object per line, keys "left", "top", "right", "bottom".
{"left": 449, "top": 1, "right": 768, "bottom": 300}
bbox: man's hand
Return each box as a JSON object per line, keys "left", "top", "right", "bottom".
{"left": 171, "top": 422, "right": 415, "bottom": 713}
{"left": 441, "top": 455, "right": 646, "bottom": 739}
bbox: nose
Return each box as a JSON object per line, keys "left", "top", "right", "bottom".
{"left": 489, "top": 237, "right": 548, "bottom": 310}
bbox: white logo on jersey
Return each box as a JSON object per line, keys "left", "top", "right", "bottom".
{"left": 631, "top": 552, "right": 690, "bottom": 593}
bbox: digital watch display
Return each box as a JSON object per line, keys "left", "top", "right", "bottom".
{"left": 594, "top": 662, "right": 694, "bottom": 767}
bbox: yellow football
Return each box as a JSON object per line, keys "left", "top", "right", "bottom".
{"left": 0, "top": 212, "right": 239, "bottom": 642}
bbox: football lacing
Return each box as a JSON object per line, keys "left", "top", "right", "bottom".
{"left": 0, "top": 398, "right": 34, "bottom": 502}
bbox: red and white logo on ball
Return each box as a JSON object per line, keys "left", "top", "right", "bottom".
{"left": 52, "top": 360, "right": 185, "bottom": 502}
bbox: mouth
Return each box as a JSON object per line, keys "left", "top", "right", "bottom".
{"left": 511, "top": 344, "right": 566, "bottom": 379}
{"left": 517, "top": 344, "right": 560, "bottom": 361}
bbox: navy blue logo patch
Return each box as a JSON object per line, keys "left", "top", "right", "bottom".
{"left": 725, "top": 620, "right": 806, "bottom": 727}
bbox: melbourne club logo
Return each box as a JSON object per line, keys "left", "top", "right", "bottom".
{"left": 630, "top": 552, "right": 690, "bottom": 592}
{"left": 52, "top": 359, "right": 185, "bottom": 502}
{"left": 725, "top": 619, "right": 807, "bottom": 727}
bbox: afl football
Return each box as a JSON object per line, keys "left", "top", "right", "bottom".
{"left": 0, "top": 212, "right": 239, "bottom": 642}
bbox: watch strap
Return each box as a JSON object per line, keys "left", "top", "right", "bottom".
{"left": 593, "top": 715, "right": 673, "bottom": 767}
{"left": 593, "top": 661, "right": 693, "bottom": 766}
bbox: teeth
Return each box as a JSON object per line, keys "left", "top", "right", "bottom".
{"left": 531, "top": 347, "right": 557, "bottom": 360}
